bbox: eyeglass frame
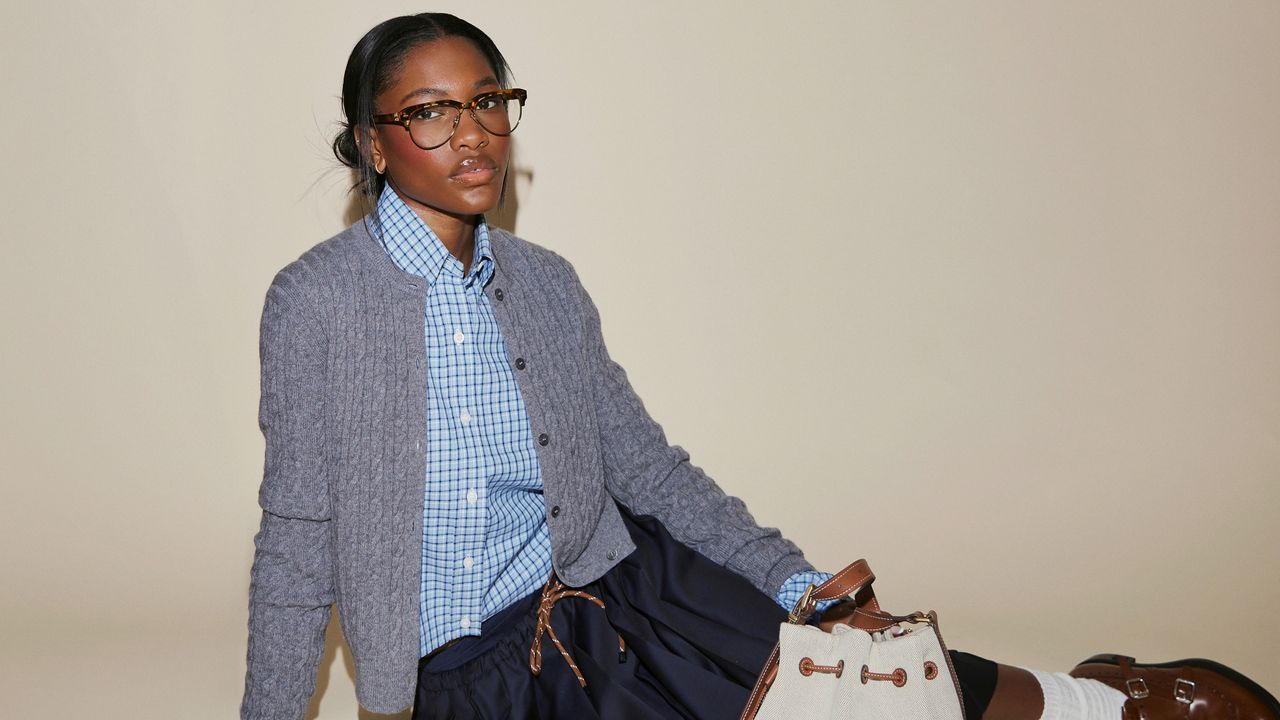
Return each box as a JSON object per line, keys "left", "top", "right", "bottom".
{"left": 371, "top": 88, "right": 528, "bottom": 151}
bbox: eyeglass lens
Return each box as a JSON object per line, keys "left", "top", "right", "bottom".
{"left": 408, "top": 95, "right": 523, "bottom": 149}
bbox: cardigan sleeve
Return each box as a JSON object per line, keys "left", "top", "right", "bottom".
{"left": 241, "top": 280, "right": 334, "bottom": 720}
{"left": 569, "top": 268, "right": 814, "bottom": 598}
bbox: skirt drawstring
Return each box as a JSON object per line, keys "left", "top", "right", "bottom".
{"left": 528, "top": 573, "right": 626, "bottom": 688}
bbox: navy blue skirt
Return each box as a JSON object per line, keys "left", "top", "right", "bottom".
{"left": 411, "top": 508, "right": 996, "bottom": 719}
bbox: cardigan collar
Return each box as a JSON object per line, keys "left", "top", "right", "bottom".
{"left": 349, "top": 209, "right": 510, "bottom": 299}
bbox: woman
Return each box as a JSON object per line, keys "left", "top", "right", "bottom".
{"left": 241, "top": 13, "right": 1278, "bottom": 720}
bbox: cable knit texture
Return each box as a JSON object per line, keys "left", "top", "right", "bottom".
{"left": 241, "top": 218, "right": 813, "bottom": 719}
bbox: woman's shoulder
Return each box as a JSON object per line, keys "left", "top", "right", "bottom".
{"left": 487, "top": 226, "right": 582, "bottom": 290}
{"left": 264, "top": 217, "right": 383, "bottom": 305}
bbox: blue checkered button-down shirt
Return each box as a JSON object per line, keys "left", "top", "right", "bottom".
{"left": 376, "top": 186, "right": 830, "bottom": 654}
{"left": 376, "top": 187, "right": 552, "bottom": 656}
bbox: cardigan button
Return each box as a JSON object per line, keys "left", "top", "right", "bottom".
{"left": 515, "top": 358, "right": 526, "bottom": 370}
{"left": 538, "top": 433, "right": 549, "bottom": 446}
{"left": 550, "top": 505, "right": 561, "bottom": 518}
{"left": 607, "top": 550, "right": 617, "bottom": 561}
{"left": 494, "top": 288, "right": 505, "bottom": 301}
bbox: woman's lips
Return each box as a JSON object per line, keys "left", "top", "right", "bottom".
{"left": 451, "top": 160, "right": 498, "bottom": 186}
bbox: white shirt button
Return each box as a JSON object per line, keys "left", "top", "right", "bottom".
{"left": 467, "top": 489, "right": 478, "bottom": 504}
{"left": 463, "top": 556, "right": 474, "bottom": 569}
{"left": 453, "top": 329, "right": 465, "bottom": 345}
{"left": 459, "top": 617, "right": 471, "bottom": 629}
{"left": 460, "top": 409, "right": 471, "bottom": 425}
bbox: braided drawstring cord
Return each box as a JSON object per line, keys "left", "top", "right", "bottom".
{"left": 528, "top": 574, "right": 626, "bottom": 689}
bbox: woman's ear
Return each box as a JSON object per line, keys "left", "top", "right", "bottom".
{"left": 358, "top": 127, "right": 387, "bottom": 175}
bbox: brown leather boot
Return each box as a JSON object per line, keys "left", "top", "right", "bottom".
{"left": 1070, "top": 654, "right": 1280, "bottom": 719}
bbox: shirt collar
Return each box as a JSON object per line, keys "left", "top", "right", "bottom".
{"left": 374, "top": 184, "right": 494, "bottom": 289}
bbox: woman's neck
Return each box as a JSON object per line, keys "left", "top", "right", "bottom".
{"left": 420, "top": 209, "right": 476, "bottom": 274}
{"left": 393, "top": 186, "right": 477, "bottom": 274}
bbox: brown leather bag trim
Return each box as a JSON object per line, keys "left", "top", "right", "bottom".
{"left": 739, "top": 560, "right": 967, "bottom": 720}
{"left": 742, "top": 645, "right": 779, "bottom": 720}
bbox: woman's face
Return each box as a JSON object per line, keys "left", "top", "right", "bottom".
{"left": 369, "top": 37, "right": 510, "bottom": 225}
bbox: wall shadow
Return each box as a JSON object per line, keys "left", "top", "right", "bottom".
{"left": 490, "top": 162, "right": 531, "bottom": 235}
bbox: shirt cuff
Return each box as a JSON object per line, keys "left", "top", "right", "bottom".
{"left": 775, "top": 570, "right": 837, "bottom": 620}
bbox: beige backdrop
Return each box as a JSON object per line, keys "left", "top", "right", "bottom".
{"left": 2, "top": 1, "right": 1277, "bottom": 718}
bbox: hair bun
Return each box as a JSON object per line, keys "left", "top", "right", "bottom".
{"left": 332, "top": 124, "right": 360, "bottom": 170}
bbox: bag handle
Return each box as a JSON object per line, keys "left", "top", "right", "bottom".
{"left": 788, "top": 558, "right": 892, "bottom": 628}
{"left": 814, "top": 558, "right": 877, "bottom": 601}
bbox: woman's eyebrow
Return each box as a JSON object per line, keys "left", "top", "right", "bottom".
{"left": 399, "top": 87, "right": 447, "bottom": 105}
{"left": 398, "top": 78, "right": 501, "bottom": 106}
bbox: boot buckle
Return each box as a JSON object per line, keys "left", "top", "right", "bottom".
{"left": 1126, "top": 678, "right": 1151, "bottom": 699}
{"left": 1174, "top": 678, "right": 1196, "bottom": 704}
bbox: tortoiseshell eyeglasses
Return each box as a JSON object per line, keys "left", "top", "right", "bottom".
{"left": 372, "top": 88, "right": 527, "bottom": 151}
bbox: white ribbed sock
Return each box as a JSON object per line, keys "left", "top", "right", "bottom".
{"left": 1023, "top": 667, "right": 1129, "bottom": 720}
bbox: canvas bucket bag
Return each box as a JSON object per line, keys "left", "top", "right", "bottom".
{"left": 742, "top": 560, "right": 966, "bottom": 720}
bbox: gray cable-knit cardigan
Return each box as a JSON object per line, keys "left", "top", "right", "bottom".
{"left": 241, "top": 218, "right": 813, "bottom": 719}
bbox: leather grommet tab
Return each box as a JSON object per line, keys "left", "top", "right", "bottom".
{"left": 861, "top": 664, "right": 908, "bottom": 687}
{"left": 799, "top": 657, "right": 844, "bottom": 678}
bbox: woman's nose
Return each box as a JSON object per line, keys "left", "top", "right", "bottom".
{"left": 451, "top": 109, "right": 489, "bottom": 150}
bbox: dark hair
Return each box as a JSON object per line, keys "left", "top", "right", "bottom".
{"left": 332, "top": 13, "right": 512, "bottom": 200}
